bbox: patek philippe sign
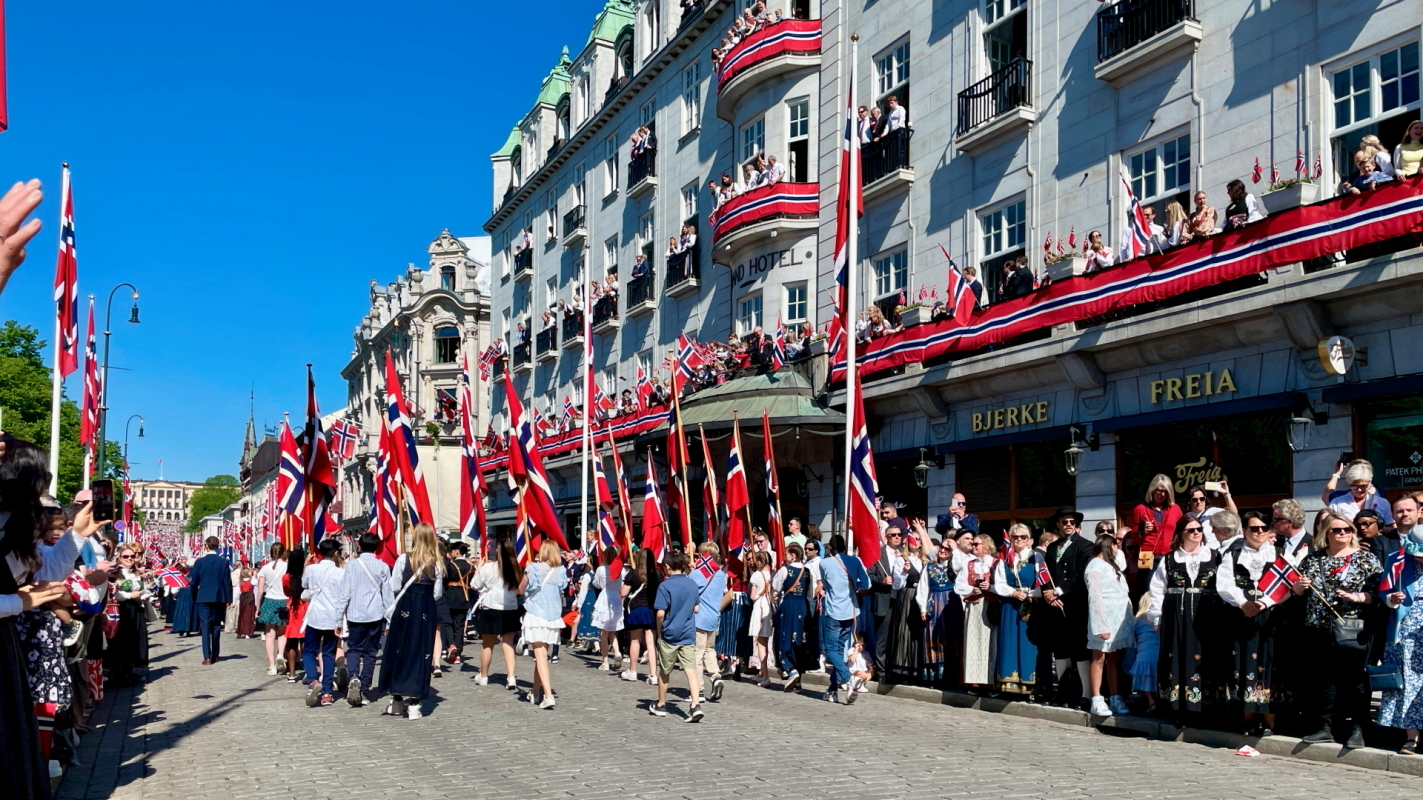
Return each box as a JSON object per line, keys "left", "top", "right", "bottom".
{"left": 733, "top": 246, "right": 813, "bottom": 289}
{"left": 971, "top": 401, "right": 1051, "bottom": 433}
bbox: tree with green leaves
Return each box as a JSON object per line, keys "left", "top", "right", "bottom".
{"left": 0, "top": 320, "right": 123, "bottom": 502}
{"left": 184, "top": 474, "right": 241, "bottom": 532}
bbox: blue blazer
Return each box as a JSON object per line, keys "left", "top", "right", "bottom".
{"left": 190, "top": 553, "right": 234, "bottom": 605}
{"left": 1379, "top": 555, "right": 1422, "bottom": 646}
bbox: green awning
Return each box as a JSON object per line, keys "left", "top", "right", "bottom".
{"left": 643, "top": 370, "right": 844, "bottom": 435}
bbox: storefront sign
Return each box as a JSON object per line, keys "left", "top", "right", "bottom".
{"left": 1317, "top": 336, "right": 1357, "bottom": 376}
{"left": 1172, "top": 457, "right": 1229, "bottom": 494}
{"left": 733, "top": 246, "right": 810, "bottom": 288}
{"left": 1149, "top": 368, "right": 1236, "bottom": 404}
{"left": 972, "top": 401, "right": 1051, "bottom": 433}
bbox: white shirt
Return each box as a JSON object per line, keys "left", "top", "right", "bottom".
{"left": 765, "top": 162, "right": 787, "bottom": 184}
{"left": 257, "top": 561, "right": 287, "bottom": 602}
{"left": 883, "top": 545, "right": 907, "bottom": 590}
{"left": 991, "top": 548, "right": 1042, "bottom": 598}
{"left": 1282, "top": 529, "right": 1310, "bottom": 566}
{"left": 856, "top": 118, "right": 873, "bottom": 143}
{"left": 953, "top": 554, "right": 996, "bottom": 599}
{"left": 1216, "top": 542, "right": 1278, "bottom": 610}
{"left": 302, "top": 559, "right": 347, "bottom": 631}
{"left": 1243, "top": 193, "right": 1267, "bottom": 222}
{"left": 886, "top": 105, "right": 906, "bottom": 131}
{"left": 1146, "top": 547, "right": 1214, "bottom": 627}
{"left": 470, "top": 561, "right": 518, "bottom": 610}
{"left": 1326, "top": 489, "right": 1394, "bottom": 525}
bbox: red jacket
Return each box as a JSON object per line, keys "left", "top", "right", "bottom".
{"left": 1132, "top": 503, "right": 1183, "bottom": 556}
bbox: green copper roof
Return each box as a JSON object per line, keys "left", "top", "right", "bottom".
{"left": 534, "top": 46, "right": 573, "bottom": 107}
{"left": 651, "top": 370, "right": 844, "bottom": 432}
{"left": 587, "top": 0, "right": 635, "bottom": 45}
{"left": 491, "top": 125, "right": 521, "bottom": 158}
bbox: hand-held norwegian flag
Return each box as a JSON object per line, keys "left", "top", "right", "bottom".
{"left": 1032, "top": 551, "right": 1055, "bottom": 589}
{"left": 673, "top": 333, "right": 705, "bottom": 397}
{"left": 275, "top": 419, "right": 306, "bottom": 548}
{"left": 1379, "top": 545, "right": 1407, "bottom": 594}
{"left": 640, "top": 452, "right": 668, "bottom": 562}
{"left": 725, "top": 415, "right": 750, "bottom": 567}
{"left": 373, "top": 411, "right": 400, "bottom": 566}
{"left": 301, "top": 366, "right": 338, "bottom": 546}
{"left": 592, "top": 445, "right": 621, "bottom": 574}
{"left": 1312, "top": 153, "right": 1323, "bottom": 180}
{"left": 80, "top": 299, "right": 100, "bottom": 448}
{"left": 1066, "top": 227, "right": 1077, "bottom": 249}
{"left": 1295, "top": 150, "right": 1306, "bottom": 175}
{"left": 1042, "top": 231, "right": 1053, "bottom": 256}
{"left": 762, "top": 409, "right": 786, "bottom": 567}
{"left": 770, "top": 318, "right": 786, "bottom": 371}
{"left": 1251, "top": 157, "right": 1264, "bottom": 184}
{"left": 502, "top": 363, "right": 569, "bottom": 550}
{"left": 1258, "top": 555, "right": 1301, "bottom": 604}
{"left": 1121, "top": 175, "right": 1153, "bottom": 260}
{"left": 605, "top": 433, "right": 635, "bottom": 550}
{"left": 478, "top": 345, "right": 499, "bottom": 381}
{"left": 847, "top": 373, "right": 881, "bottom": 570}
{"left": 940, "top": 244, "right": 974, "bottom": 326}
{"left": 383, "top": 351, "right": 434, "bottom": 525}
{"left": 458, "top": 350, "right": 488, "bottom": 548}
{"left": 54, "top": 165, "right": 79, "bottom": 377}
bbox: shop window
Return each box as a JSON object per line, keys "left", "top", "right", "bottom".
{"left": 1361, "top": 397, "right": 1423, "bottom": 493}
{"left": 956, "top": 438, "right": 1074, "bottom": 542}
{"left": 1116, "top": 414, "right": 1293, "bottom": 518}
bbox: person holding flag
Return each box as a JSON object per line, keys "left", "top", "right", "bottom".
{"left": 1378, "top": 528, "right": 1423, "bottom": 753}
{"left": 989, "top": 522, "right": 1040, "bottom": 696}
{"left": 1214, "top": 510, "right": 1282, "bottom": 737}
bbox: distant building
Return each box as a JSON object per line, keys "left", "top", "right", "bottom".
{"left": 130, "top": 479, "right": 203, "bottom": 525}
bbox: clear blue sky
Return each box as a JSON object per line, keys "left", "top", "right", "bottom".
{"left": 0, "top": 0, "right": 599, "bottom": 482}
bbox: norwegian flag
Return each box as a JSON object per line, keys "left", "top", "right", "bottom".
{"left": 762, "top": 409, "right": 785, "bottom": 567}
{"left": 276, "top": 419, "right": 306, "bottom": 548}
{"left": 635, "top": 366, "right": 653, "bottom": 412}
{"left": 698, "top": 424, "right": 722, "bottom": 550}
{"left": 327, "top": 419, "right": 361, "bottom": 461}
{"left": 80, "top": 299, "right": 100, "bottom": 448}
{"left": 694, "top": 554, "right": 719, "bottom": 582}
{"left": 640, "top": 451, "right": 668, "bottom": 563}
{"left": 896, "top": 287, "right": 907, "bottom": 307}
{"left": 372, "top": 411, "right": 401, "bottom": 566}
{"left": 477, "top": 345, "right": 499, "bottom": 381}
{"left": 513, "top": 492, "right": 532, "bottom": 567}
{"left": 1121, "top": 174, "right": 1153, "bottom": 260}
{"left": 158, "top": 568, "right": 189, "bottom": 590}
{"left": 1042, "top": 231, "right": 1054, "bottom": 256}
{"left": 917, "top": 285, "right": 938, "bottom": 304}
{"left": 847, "top": 372, "right": 881, "bottom": 569}
{"left": 592, "top": 383, "right": 615, "bottom": 423}
{"left": 665, "top": 400, "right": 689, "bottom": 545}
{"left": 771, "top": 318, "right": 786, "bottom": 371}
{"left": 606, "top": 436, "right": 635, "bottom": 535}
{"left": 673, "top": 333, "right": 705, "bottom": 397}
{"left": 828, "top": 56, "right": 864, "bottom": 369}
{"left": 435, "top": 388, "right": 459, "bottom": 423}
{"left": 1032, "top": 550, "right": 1054, "bottom": 589}
{"left": 1066, "top": 227, "right": 1077, "bottom": 249}
{"left": 1271, "top": 162, "right": 1280, "bottom": 185}
{"left": 592, "top": 443, "right": 624, "bottom": 575}
{"left": 54, "top": 165, "right": 79, "bottom": 377}
{"left": 1295, "top": 150, "right": 1306, "bottom": 175}
{"left": 725, "top": 416, "right": 750, "bottom": 566}
{"left": 1380, "top": 545, "right": 1407, "bottom": 595}
{"left": 384, "top": 351, "right": 434, "bottom": 525}
{"left": 1257, "top": 555, "right": 1301, "bottom": 604}
{"left": 503, "top": 363, "right": 569, "bottom": 549}
{"left": 562, "top": 395, "right": 575, "bottom": 427}
{"left": 1251, "top": 157, "right": 1263, "bottom": 184}
{"left": 458, "top": 350, "right": 488, "bottom": 547}
{"left": 940, "top": 244, "right": 974, "bottom": 326}
{"left": 264, "top": 484, "right": 279, "bottom": 541}
{"left": 300, "top": 366, "right": 338, "bottom": 547}
{"left": 1312, "top": 153, "right": 1323, "bottom": 180}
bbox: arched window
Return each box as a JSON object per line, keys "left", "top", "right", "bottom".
{"left": 434, "top": 326, "right": 460, "bottom": 364}
{"left": 557, "top": 99, "right": 571, "bottom": 144}
{"left": 440, "top": 265, "right": 456, "bottom": 291}
{"left": 511, "top": 146, "right": 523, "bottom": 187}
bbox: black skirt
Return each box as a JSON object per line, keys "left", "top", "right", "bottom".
{"left": 105, "top": 599, "right": 150, "bottom": 671}
{"left": 475, "top": 607, "right": 522, "bottom": 637}
{"left": 378, "top": 582, "right": 436, "bottom": 700}
{"left": 1, "top": 616, "right": 50, "bottom": 799}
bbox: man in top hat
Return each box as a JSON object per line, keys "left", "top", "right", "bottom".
{"left": 1041, "top": 506, "right": 1093, "bottom": 708}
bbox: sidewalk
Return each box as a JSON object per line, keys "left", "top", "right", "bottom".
{"left": 55, "top": 679, "right": 148, "bottom": 800}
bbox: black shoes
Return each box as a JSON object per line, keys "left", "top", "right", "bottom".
{"left": 1345, "top": 726, "right": 1366, "bottom": 749}
{"left": 1301, "top": 725, "right": 1334, "bottom": 744}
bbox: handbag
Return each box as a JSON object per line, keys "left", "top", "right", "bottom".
{"left": 1330, "top": 616, "right": 1368, "bottom": 650}
{"left": 1368, "top": 663, "right": 1405, "bottom": 692}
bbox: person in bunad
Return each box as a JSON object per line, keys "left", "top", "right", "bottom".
{"left": 1215, "top": 510, "right": 1281, "bottom": 736}
{"left": 992, "top": 523, "right": 1041, "bottom": 696}
{"left": 954, "top": 533, "right": 998, "bottom": 690}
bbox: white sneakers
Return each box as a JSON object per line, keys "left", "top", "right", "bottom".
{"left": 1108, "top": 696, "right": 1130, "bottom": 716}
{"left": 1090, "top": 696, "right": 1113, "bottom": 717}
{"left": 266, "top": 666, "right": 278, "bottom": 676}
{"left": 647, "top": 675, "right": 658, "bottom": 687}
{"left": 539, "top": 695, "right": 556, "bottom": 709}
{"left": 473, "top": 675, "right": 488, "bottom": 686}
{"left": 406, "top": 705, "right": 422, "bottom": 720}
{"left": 620, "top": 670, "right": 639, "bottom": 682}
{"left": 506, "top": 676, "right": 518, "bottom": 690}
{"left": 597, "top": 662, "right": 612, "bottom": 672}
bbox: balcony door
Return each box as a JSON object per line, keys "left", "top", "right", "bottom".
{"left": 983, "top": 0, "right": 1027, "bottom": 74}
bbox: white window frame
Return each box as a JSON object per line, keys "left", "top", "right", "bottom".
{"left": 637, "top": 349, "right": 653, "bottom": 380}
{"left": 602, "top": 366, "right": 619, "bottom": 398}
{"left": 871, "top": 249, "right": 908, "bottom": 300}
{"left": 638, "top": 211, "right": 656, "bottom": 252}
{"left": 641, "top": 98, "right": 657, "bottom": 127}
{"left": 500, "top": 308, "right": 511, "bottom": 344}
{"left": 604, "top": 137, "right": 619, "bottom": 198}
{"left": 787, "top": 97, "right": 810, "bottom": 141}
{"left": 682, "top": 61, "right": 703, "bottom": 135}
{"left": 784, "top": 281, "right": 808, "bottom": 324}
{"left": 1328, "top": 37, "right": 1421, "bottom": 137}
{"left": 978, "top": 196, "right": 1027, "bottom": 264}
{"left": 981, "top": 0, "right": 1026, "bottom": 74}
{"left": 1125, "top": 131, "right": 1191, "bottom": 210}
{"left": 573, "top": 164, "right": 586, "bottom": 208}
{"left": 544, "top": 190, "right": 556, "bottom": 240}
{"left": 605, "top": 235, "right": 619, "bottom": 273}
{"left": 642, "top": 0, "right": 661, "bottom": 63}
{"left": 576, "top": 74, "right": 590, "bottom": 125}
{"left": 875, "top": 39, "right": 910, "bottom": 102}
{"left": 737, "top": 293, "right": 764, "bottom": 335}
{"left": 681, "top": 182, "right": 698, "bottom": 221}
{"left": 740, "top": 116, "right": 765, "bottom": 164}
{"left": 545, "top": 277, "right": 557, "bottom": 307}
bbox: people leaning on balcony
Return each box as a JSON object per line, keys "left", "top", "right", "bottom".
{"left": 1188, "top": 191, "right": 1218, "bottom": 239}
{"left": 540, "top": 311, "right": 554, "bottom": 331}
{"left": 1360, "top": 134, "right": 1395, "bottom": 178}
{"left": 1340, "top": 152, "right": 1395, "bottom": 196}
{"left": 868, "top": 106, "right": 884, "bottom": 141}
{"left": 1225, "top": 179, "right": 1268, "bottom": 230}
{"left": 857, "top": 106, "right": 873, "bottom": 144}
{"left": 764, "top": 156, "right": 787, "bottom": 185}
{"left": 1163, "top": 201, "right": 1191, "bottom": 247}
{"left": 1001, "top": 256, "right": 1035, "bottom": 299}
{"left": 963, "top": 266, "right": 985, "bottom": 308}
{"left": 630, "top": 254, "right": 651, "bottom": 295}
{"left": 1396, "top": 120, "right": 1423, "bottom": 179}
{"left": 742, "top": 163, "right": 762, "bottom": 192}
{"left": 1084, "top": 230, "right": 1115, "bottom": 273}
{"left": 679, "top": 224, "right": 697, "bottom": 251}
{"left": 885, "top": 95, "right": 907, "bottom": 133}
{"left": 1120, "top": 205, "right": 1168, "bottom": 256}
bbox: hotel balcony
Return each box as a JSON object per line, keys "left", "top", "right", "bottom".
{"left": 535, "top": 327, "right": 558, "bottom": 363}
{"left": 562, "top": 204, "right": 587, "bottom": 249}
{"left": 710, "top": 183, "right": 818, "bottom": 256}
{"left": 954, "top": 58, "right": 1035, "bottom": 157}
{"left": 1095, "top": 0, "right": 1201, "bottom": 86}
{"left": 715, "top": 19, "right": 822, "bottom": 121}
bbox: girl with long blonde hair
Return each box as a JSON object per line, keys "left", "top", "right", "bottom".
{"left": 377, "top": 523, "right": 445, "bottom": 720}
{"left": 519, "top": 540, "right": 568, "bottom": 708}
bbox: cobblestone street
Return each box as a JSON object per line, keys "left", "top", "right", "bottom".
{"left": 55, "top": 626, "right": 1423, "bottom": 800}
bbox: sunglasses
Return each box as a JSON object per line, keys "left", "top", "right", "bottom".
{"left": 1011, "top": 534, "right": 1031, "bottom": 540}
{"left": 1245, "top": 525, "right": 1269, "bottom": 532}
{"left": 1329, "top": 527, "right": 1352, "bottom": 534}
{"left": 1358, "top": 519, "right": 1378, "bottom": 526}
{"left": 1183, "top": 526, "right": 1203, "bottom": 533}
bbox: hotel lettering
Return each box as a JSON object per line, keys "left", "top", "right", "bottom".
{"left": 972, "top": 402, "right": 1051, "bottom": 433}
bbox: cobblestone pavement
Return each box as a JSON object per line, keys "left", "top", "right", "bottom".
{"left": 60, "top": 626, "right": 1421, "bottom": 800}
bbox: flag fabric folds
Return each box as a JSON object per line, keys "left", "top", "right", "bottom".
{"left": 80, "top": 299, "right": 100, "bottom": 448}
{"left": 827, "top": 62, "right": 863, "bottom": 369}
{"left": 698, "top": 425, "right": 721, "bottom": 553}
{"left": 1258, "top": 556, "right": 1301, "bottom": 604}
{"left": 725, "top": 416, "right": 750, "bottom": 567}
{"left": 276, "top": 419, "right": 305, "bottom": 548}
{"left": 503, "top": 364, "right": 569, "bottom": 550}
{"left": 847, "top": 374, "right": 881, "bottom": 569}
{"left": 54, "top": 166, "right": 79, "bottom": 378}
{"left": 940, "top": 244, "right": 974, "bottom": 326}
{"left": 640, "top": 452, "right": 667, "bottom": 562}
{"left": 458, "top": 350, "right": 488, "bottom": 548}
{"left": 383, "top": 351, "right": 434, "bottom": 525}
{"left": 1380, "top": 545, "right": 1407, "bottom": 595}
{"left": 761, "top": 410, "right": 786, "bottom": 567}
{"left": 301, "top": 366, "right": 338, "bottom": 547}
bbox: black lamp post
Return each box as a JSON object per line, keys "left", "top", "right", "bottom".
{"left": 95, "top": 283, "right": 140, "bottom": 478}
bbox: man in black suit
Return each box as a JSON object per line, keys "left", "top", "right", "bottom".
{"left": 865, "top": 524, "right": 905, "bottom": 671}
{"left": 1041, "top": 507, "right": 1092, "bottom": 708}
{"left": 188, "top": 536, "right": 234, "bottom": 665}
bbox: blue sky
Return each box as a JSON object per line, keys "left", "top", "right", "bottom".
{"left": 0, "top": 0, "right": 599, "bottom": 482}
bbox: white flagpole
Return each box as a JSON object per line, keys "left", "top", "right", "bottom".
{"left": 841, "top": 36, "right": 859, "bottom": 550}
{"left": 47, "top": 165, "right": 73, "bottom": 498}
{"left": 580, "top": 250, "right": 592, "bottom": 551}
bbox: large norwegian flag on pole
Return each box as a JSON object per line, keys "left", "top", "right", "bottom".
{"left": 383, "top": 351, "right": 434, "bottom": 525}
{"left": 301, "top": 366, "right": 338, "bottom": 547}
{"left": 698, "top": 424, "right": 722, "bottom": 552}
{"left": 1122, "top": 174, "right": 1154, "bottom": 260}
{"left": 605, "top": 431, "right": 635, "bottom": 542}
{"left": 827, "top": 56, "right": 863, "bottom": 370}
{"left": 373, "top": 411, "right": 401, "bottom": 566}
{"left": 939, "top": 244, "right": 975, "bottom": 326}
{"left": 458, "top": 350, "right": 488, "bottom": 548}
{"left": 725, "top": 414, "right": 751, "bottom": 568}
{"left": 503, "top": 364, "right": 569, "bottom": 550}
{"left": 54, "top": 165, "right": 79, "bottom": 377}
{"left": 848, "top": 372, "right": 882, "bottom": 569}
{"left": 762, "top": 409, "right": 786, "bottom": 567}
{"left": 639, "top": 451, "right": 668, "bottom": 563}
{"left": 276, "top": 418, "right": 306, "bottom": 549}
{"left": 592, "top": 442, "right": 623, "bottom": 575}
{"left": 80, "top": 298, "right": 100, "bottom": 454}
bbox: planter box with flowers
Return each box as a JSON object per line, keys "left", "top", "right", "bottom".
{"left": 1045, "top": 252, "right": 1088, "bottom": 282}
{"left": 898, "top": 304, "right": 929, "bottom": 327}
{"left": 809, "top": 337, "right": 828, "bottom": 356}
{"left": 1262, "top": 179, "right": 1320, "bottom": 214}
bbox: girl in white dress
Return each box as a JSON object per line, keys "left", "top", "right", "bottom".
{"left": 1086, "top": 533, "right": 1134, "bottom": 717}
{"left": 590, "top": 545, "right": 628, "bottom": 671}
{"left": 748, "top": 552, "right": 775, "bottom": 687}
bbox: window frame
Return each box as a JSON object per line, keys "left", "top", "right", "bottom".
{"left": 870, "top": 248, "right": 909, "bottom": 300}
{"left": 1327, "top": 37, "right": 1421, "bottom": 138}
{"left": 740, "top": 116, "right": 765, "bottom": 164}
{"left": 682, "top": 60, "right": 703, "bottom": 135}
{"left": 784, "top": 281, "right": 808, "bottom": 324}
{"left": 737, "top": 292, "right": 764, "bottom": 335}
{"left": 604, "top": 235, "right": 619, "bottom": 274}
{"left": 874, "top": 39, "right": 911, "bottom": 104}
{"left": 681, "top": 182, "right": 698, "bottom": 223}
{"left": 604, "top": 137, "right": 619, "bottom": 198}
{"left": 977, "top": 196, "right": 1027, "bottom": 304}
{"left": 1124, "top": 130, "right": 1192, "bottom": 218}
{"left": 641, "top": 98, "right": 657, "bottom": 127}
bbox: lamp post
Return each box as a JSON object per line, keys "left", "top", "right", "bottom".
{"left": 95, "top": 284, "right": 141, "bottom": 479}
{"left": 123, "top": 414, "right": 145, "bottom": 469}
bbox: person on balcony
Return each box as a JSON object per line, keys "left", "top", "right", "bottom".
{"left": 857, "top": 106, "right": 873, "bottom": 144}
{"left": 1395, "top": 121, "right": 1423, "bottom": 179}
{"left": 764, "top": 155, "right": 787, "bottom": 185}
{"left": 1119, "top": 205, "right": 1167, "bottom": 257}
{"left": 1360, "top": 134, "right": 1395, "bottom": 177}
{"left": 1339, "top": 152, "right": 1394, "bottom": 196}
{"left": 1224, "top": 179, "right": 1267, "bottom": 230}
{"left": 540, "top": 311, "right": 555, "bottom": 331}
{"left": 1084, "top": 230, "right": 1114, "bottom": 273}
{"left": 1188, "top": 191, "right": 1218, "bottom": 238}
{"left": 867, "top": 106, "right": 885, "bottom": 142}
{"left": 885, "top": 96, "right": 907, "bottom": 134}
{"left": 719, "top": 173, "right": 737, "bottom": 203}
{"left": 1163, "top": 201, "right": 1192, "bottom": 248}
{"left": 679, "top": 224, "right": 697, "bottom": 252}
{"left": 962, "top": 266, "right": 985, "bottom": 308}
{"left": 603, "top": 273, "right": 619, "bottom": 303}
{"left": 741, "top": 163, "right": 762, "bottom": 193}
{"left": 1001, "top": 256, "right": 1035, "bottom": 299}
{"left": 515, "top": 322, "right": 529, "bottom": 344}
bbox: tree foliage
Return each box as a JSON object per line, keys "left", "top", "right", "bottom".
{"left": 0, "top": 320, "right": 123, "bottom": 502}
{"left": 184, "top": 474, "right": 241, "bottom": 532}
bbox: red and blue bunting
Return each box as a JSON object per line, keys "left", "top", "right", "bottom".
{"left": 712, "top": 182, "right": 819, "bottom": 243}
{"left": 717, "top": 19, "right": 822, "bottom": 91}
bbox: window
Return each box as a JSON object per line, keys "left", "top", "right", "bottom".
{"left": 544, "top": 191, "right": 556, "bottom": 240}
{"left": 500, "top": 308, "right": 511, "bottom": 345}
{"left": 784, "top": 282, "right": 808, "bottom": 323}
{"left": 643, "top": 0, "right": 661, "bottom": 62}
{"left": 604, "top": 137, "right": 619, "bottom": 197}
{"left": 440, "top": 265, "right": 456, "bottom": 291}
{"left": 738, "top": 293, "right": 763, "bottom": 334}
{"left": 545, "top": 277, "right": 557, "bottom": 307}
{"left": 681, "top": 182, "right": 698, "bottom": 224}
{"left": 979, "top": 198, "right": 1026, "bottom": 304}
{"left": 1126, "top": 132, "right": 1191, "bottom": 219}
{"left": 602, "top": 367, "right": 618, "bottom": 398}
{"left": 875, "top": 40, "right": 910, "bottom": 100}
{"left": 641, "top": 98, "right": 657, "bottom": 127}
{"left": 982, "top": 0, "right": 1026, "bottom": 74}
{"left": 576, "top": 75, "right": 590, "bottom": 125}
{"left": 637, "top": 349, "right": 653, "bottom": 380}
{"left": 639, "top": 211, "right": 656, "bottom": 260}
{"left": 604, "top": 236, "right": 619, "bottom": 273}
{"left": 682, "top": 61, "right": 702, "bottom": 134}
{"left": 787, "top": 97, "right": 810, "bottom": 182}
{"left": 872, "top": 249, "right": 908, "bottom": 299}
{"left": 1329, "top": 40, "right": 1420, "bottom": 181}
{"left": 740, "top": 116, "right": 765, "bottom": 164}
{"left": 434, "top": 327, "right": 460, "bottom": 363}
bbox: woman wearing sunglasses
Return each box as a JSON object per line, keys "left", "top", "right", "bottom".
{"left": 1291, "top": 512, "right": 1382, "bottom": 748}
{"left": 1216, "top": 511, "right": 1280, "bottom": 736}
{"left": 1148, "top": 515, "right": 1223, "bottom": 722}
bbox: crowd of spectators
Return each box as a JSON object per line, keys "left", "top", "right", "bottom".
{"left": 710, "top": 2, "right": 787, "bottom": 72}
{"left": 708, "top": 153, "right": 790, "bottom": 213}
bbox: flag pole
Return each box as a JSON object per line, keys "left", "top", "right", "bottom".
{"left": 671, "top": 348, "right": 693, "bottom": 547}
{"left": 765, "top": 408, "right": 785, "bottom": 538}
{"left": 580, "top": 252, "right": 591, "bottom": 552}
{"left": 841, "top": 35, "right": 860, "bottom": 556}
{"left": 46, "top": 165, "right": 72, "bottom": 497}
